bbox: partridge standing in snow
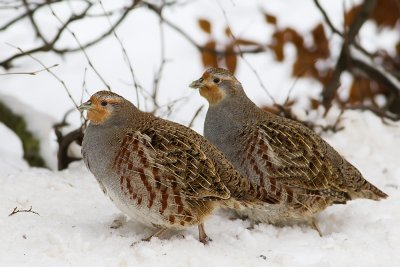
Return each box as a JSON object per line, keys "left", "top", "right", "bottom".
{"left": 190, "top": 68, "right": 387, "bottom": 232}
{"left": 79, "top": 91, "right": 267, "bottom": 244}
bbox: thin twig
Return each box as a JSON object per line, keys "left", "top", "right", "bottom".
{"left": 0, "top": 64, "right": 58, "bottom": 75}
{"left": 98, "top": 0, "right": 143, "bottom": 107}
{"left": 144, "top": 1, "right": 265, "bottom": 56}
{"left": 48, "top": 3, "right": 112, "bottom": 91}
{"left": 321, "top": 0, "right": 378, "bottom": 108}
{"left": 151, "top": 12, "right": 168, "bottom": 109}
{"left": 216, "top": 0, "right": 276, "bottom": 104}
{"left": 187, "top": 105, "right": 204, "bottom": 128}
{"left": 313, "top": 0, "right": 376, "bottom": 61}
{"left": 79, "top": 67, "right": 88, "bottom": 123}
{"left": 56, "top": 2, "right": 141, "bottom": 54}
{"left": 345, "top": 104, "right": 400, "bottom": 122}
{"left": 7, "top": 43, "right": 79, "bottom": 109}
{"left": 9, "top": 206, "right": 40, "bottom": 216}
{"left": 0, "top": 0, "right": 63, "bottom": 31}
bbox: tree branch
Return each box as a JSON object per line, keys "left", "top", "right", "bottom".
{"left": 321, "top": 0, "right": 377, "bottom": 108}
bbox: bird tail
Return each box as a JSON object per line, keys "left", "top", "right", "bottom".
{"left": 340, "top": 160, "right": 388, "bottom": 201}
{"left": 349, "top": 179, "right": 388, "bottom": 200}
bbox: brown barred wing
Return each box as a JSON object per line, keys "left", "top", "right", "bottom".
{"left": 242, "top": 119, "right": 345, "bottom": 192}
{"left": 148, "top": 125, "right": 231, "bottom": 200}
{"left": 113, "top": 129, "right": 230, "bottom": 204}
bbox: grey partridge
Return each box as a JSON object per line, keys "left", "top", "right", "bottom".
{"left": 190, "top": 68, "right": 387, "bottom": 231}
{"left": 79, "top": 90, "right": 269, "bottom": 244}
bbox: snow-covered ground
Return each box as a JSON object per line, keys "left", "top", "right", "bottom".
{"left": 1, "top": 0, "right": 399, "bottom": 266}
{"left": 1, "top": 110, "right": 399, "bottom": 267}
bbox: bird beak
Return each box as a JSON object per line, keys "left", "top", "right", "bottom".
{"left": 78, "top": 100, "right": 92, "bottom": 111}
{"left": 189, "top": 78, "right": 204, "bottom": 89}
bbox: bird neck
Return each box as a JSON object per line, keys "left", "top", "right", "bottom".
{"left": 204, "top": 91, "right": 272, "bottom": 154}
{"left": 208, "top": 93, "right": 264, "bottom": 124}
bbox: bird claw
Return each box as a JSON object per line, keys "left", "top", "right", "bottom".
{"left": 130, "top": 236, "right": 153, "bottom": 247}
{"left": 110, "top": 215, "right": 127, "bottom": 229}
{"left": 199, "top": 236, "right": 212, "bottom": 245}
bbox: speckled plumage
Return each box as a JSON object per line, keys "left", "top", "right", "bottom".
{"left": 190, "top": 68, "right": 387, "bottom": 229}
{"left": 79, "top": 90, "right": 271, "bottom": 243}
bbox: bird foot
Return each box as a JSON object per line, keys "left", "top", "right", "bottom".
{"left": 135, "top": 228, "right": 168, "bottom": 245}
{"left": 199, "top": 235, "right": 212, "bottom": 245}
{"left": 198, "top": 223, "right": 212, "bottom": 245}
{"left": 247, "top": 221, "right": 256, "bottom": 230}
{"left": 110, "top": 214, "right": 127, "bottom": 229}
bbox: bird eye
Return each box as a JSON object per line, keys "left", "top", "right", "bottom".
{"left": 213, "top": 78, "right": 221, "bottom": 84}
{"left": 101, "top": 101, "right": 108, "bottom": 106}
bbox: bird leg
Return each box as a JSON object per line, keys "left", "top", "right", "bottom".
{"left": 310, "top": 219, "right": 322, "bottom": 237}
{"left": 198, "top": 223, "right": 212, "bottom": 244}
{"left": 142, "top": 228, "right": 168, "bottom": 242}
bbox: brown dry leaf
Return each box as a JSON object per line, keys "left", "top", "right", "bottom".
{"left": 201, "top": 41, "right": 218, "bottom": 68}
{"left": 271, "top": 28, "right": 303, "bottom": 61}
{"left": 261, "top": 105, "right": 280, "bottom": 114}
{"left": 225, "top": 27, "right": 232, "bottom": 37}
{"left": 292, "top": 47, "right": 318, "bottom": 78}
{"left": 290, "top": 24, "right": 332, "bottom": 82}
{"left": 225, "top": 44, "right": 237, "bottom": 73}
{"left": 345, "top": 1, "right": 399, "bottom": 29}
{"left": 348, "top": 78, "right": 369, "bottom": 104}
{"left": 264, "top": 13, "right": 277, "bottom": 25}
{"left": 347, "top": 77, "right": 388, "bottom": 106}
{"left": 285, "top": 99, "right": 296, "bottom": 107}
{"left": 282, "top": 28, "right": 304, "bottom": 47}
{"left": 270, "top": 31, "right": 285, "bottom": 61}
{"left": 370, "top": 0, "right": 400, "bottom": 28}
{"left": 344, "top": 4, "right": 361, "bottom": 27}
{"left": 310, "top": 98, "right": 321, "bottom": 110}
{"left": 198, "top": 19, "right": 212, "bottom": 34}
{"left": 312, "top": 24, "right": 330, "bottom": 58}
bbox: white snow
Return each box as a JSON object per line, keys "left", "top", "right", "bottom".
{"left": 1, "top": 110, "right": 399, "bottom": 267}
{"left": 1, "top": 0, "right": 399, "bottom": 266}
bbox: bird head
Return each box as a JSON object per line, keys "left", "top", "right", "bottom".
{"left": 189, "top": 68, "right": 242, "bottom": 105}
{"left": 79, "top": 91, "right": 125, "bottom": 124}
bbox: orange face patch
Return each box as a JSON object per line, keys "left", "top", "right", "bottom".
{"left": 86, "top": 97, "right": 111, "bottom": 124}
{"left": 199, "top": 84, "right": 225, "bottom": 105}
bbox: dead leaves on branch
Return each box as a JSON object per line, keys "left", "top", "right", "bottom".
{"left": 265, "top": 5, "right": 399, "bottom": 117}
{"left": 197, "top": 18, "right": 262, "bottom": 73}
{"left": 196, "top": 2, "right": 400, "bottom": 123}
{"left": 345, "top": 0, "right": 400, "bottom": 29}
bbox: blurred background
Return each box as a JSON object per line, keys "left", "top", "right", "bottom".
{"left": 0, "top": 0, "right": 399, "bottom": 170}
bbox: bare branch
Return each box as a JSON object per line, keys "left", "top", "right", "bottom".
{"left": 0, "top": 2, "right": 94, "bottom": 69}
{"left": 144, "top": 1, "right": 266, "bottom": 56}
{"left": 151, "top": 13, "right": 168, "bottom": 109}
{"left": 48, "top": 3, "right": 112, "bottom": 91}
{"left": 314, "top": 0, "right": 342, "bottom": 36}
{"left": 0, "top": 0, "right": 63, "bottom": 31}
{"left": 9, "top": 206, "right": 40, "bottom": 216}
{"left": 215, "top": 0, "right": 276, "bottom": 104}
{"left": 98, "top": 0, "right": 143, "bottom": 107}
{"left": 314, "top": 0, "right": 377, "bottom": 62}
{"left": 322, "top": 0, "right": 378, "bottom": 108}
{"left": 55, "top": 1, "right": 142, "bottom": 53}
{"left": 0, "top": 63, "right": 58, "bottom": 75}
{"left": 346, "top": 104, "right": 400, "bottom": 122}
{"left": 187, "top": 105, "right": 204, "bottom": 128}
{"left": 7, "top": 44, "right": 79, "bottom": 109}
{"left": 0, "top": 0, "right": 140, "bottom": 71}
